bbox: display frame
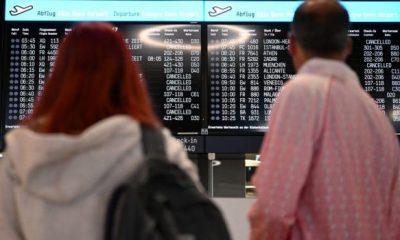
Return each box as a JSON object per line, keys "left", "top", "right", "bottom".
{"left": 1, "top": 0, "right": 399, "bottom": 153}
{"left": 0, "top": 1, "right": 6, "bottom": 150}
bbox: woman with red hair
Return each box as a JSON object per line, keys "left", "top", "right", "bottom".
{"left": 0, "top": 23, "right": 200, "bottom": 240}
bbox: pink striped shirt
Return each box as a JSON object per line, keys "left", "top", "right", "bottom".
{"left": 249, "top": 59, "right": 400, "bottom": 240}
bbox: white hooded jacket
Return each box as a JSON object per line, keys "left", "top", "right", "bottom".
{"left": 0, "top": 115, "right": 201, "bottom": 240}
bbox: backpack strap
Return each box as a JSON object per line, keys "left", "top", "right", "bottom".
{"left": 140, "top": 124, "right": 168, "bottom": 163}
{"left": 139, "top": 124, "right": 182, "bottom": 240}
{"left": 104, "top": 125, "right": 168, "bottom": 240}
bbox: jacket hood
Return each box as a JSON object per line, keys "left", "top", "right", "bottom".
{"left": 4, "top": 115, "right": 141, "bottom": 203}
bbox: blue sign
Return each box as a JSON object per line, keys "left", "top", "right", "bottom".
{"left": 5, "top": 1, "right": 400, "bottom": 22}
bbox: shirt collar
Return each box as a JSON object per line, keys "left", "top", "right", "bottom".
{"left": 297, "top": 58, "right": 360, "bottom": 86}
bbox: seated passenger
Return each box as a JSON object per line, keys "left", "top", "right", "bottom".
{"left": 0, "top": 22, "right": 201, "bottom": 240}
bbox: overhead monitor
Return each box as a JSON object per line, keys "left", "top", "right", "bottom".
{"left": 1, "top": 1, "right": 400, "bottom": 153}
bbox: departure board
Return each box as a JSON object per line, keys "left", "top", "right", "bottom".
{"left": 2, "top": 0, "right": 400, "bottom": 153}
{"left": 347, "top": 23, "right": 400, "bottom": 132}
{"left": 207, "top": 24, "right": 295, "bottom": 134}
{"left": 4, "top": 23, "right": 202, "bottom": 134}
{"left": 119, "top": 24, "right": 202, "bottom": 133}
{"left": 3, "top": 23, "right": 400, "bottom": 152}
{"left": 0, "top": 3, "right": 4, "bottom": 149}
{"left": 205, "top": 23, "right": 400, "bottom": 135}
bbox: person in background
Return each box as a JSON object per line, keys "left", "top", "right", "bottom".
{"left": 249, "top": 0, "right": 400, "bottom": 239}
{"left": 0, "top": 23, "right": 201, "bottom": 240}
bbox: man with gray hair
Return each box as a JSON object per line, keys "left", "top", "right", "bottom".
{"left": 249, "top": 0, "right": 400, "bottom": 239}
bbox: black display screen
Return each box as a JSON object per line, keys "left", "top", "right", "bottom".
{"left": 206, "top": 24, "right": 294, "bottom": 134}
{"left": 347, "top": 23, "right": 400, "bottom": 132}
{"left": 1, "top": 20, "right": 399, "bottom": 153}
{"left": 118, "top": 24, "right": 203, "bottom": 133}
{"left": 204, "top": 23, "right": 400, "bottom": 135}
{"left": 4, "top": 23, "right": 202, "bottom": 133}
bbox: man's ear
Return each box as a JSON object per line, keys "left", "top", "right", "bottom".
{"left": 344, "top": 37, "right": 353, "bottom": 59}
{"left": 288, "top": 34, "right": 297, "bottom": 57}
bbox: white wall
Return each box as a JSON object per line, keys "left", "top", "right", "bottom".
{"left": 213, "top": 198, "right": 256, "bottom": 240}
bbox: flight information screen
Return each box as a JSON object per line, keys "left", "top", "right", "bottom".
{"left": 348, "top": 23, "right": 400, "bottom": 132}
{"left": 1, "top": 0, "right": 400, "bottom": 153}
{"left": 4, "top": 23, "right": 202, "bottom": 134}
{"left": 205, "top": 23, "right": 400, "bottom": 135}
{"left": 207, "top": 24, "right": 294, "bottom": 134}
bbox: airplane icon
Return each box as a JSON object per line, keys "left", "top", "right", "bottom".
{"left": 9, "top": 5, "right": 34, "bottom": 16}
{"left": 209, "top": 6, "right": 232, "bottom": 17}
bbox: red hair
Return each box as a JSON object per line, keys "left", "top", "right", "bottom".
{"left": 27, "top": 22, "right": 160, "bottom": 133}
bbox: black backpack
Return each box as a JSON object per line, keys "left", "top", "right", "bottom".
{"left": 105, "top": 125, "right": 231, "bottom": 240}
